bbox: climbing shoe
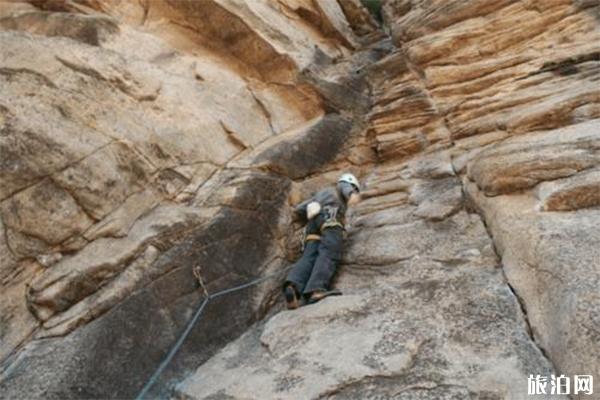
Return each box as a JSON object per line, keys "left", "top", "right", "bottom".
{"left": 307, "top": 289, "right": 342, "bottom": 305}
{"left": 284, "top": 284, "right": 300, "bottom": 310}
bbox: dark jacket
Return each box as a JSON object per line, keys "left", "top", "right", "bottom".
{"left": 294, "top": 187, "right": 348, "bottom": 227}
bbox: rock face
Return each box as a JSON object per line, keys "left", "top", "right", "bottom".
{"left": 177, "top": 204, "right": 557, "bottom": 399}
{"left": 1, "top": 0, "right": 599, "bottom": 399}
{"left": 0, "top": 1, "right": 377, "bottom": 398}
{"left": 177, "top": 0, "right": 600, "bottom": 398}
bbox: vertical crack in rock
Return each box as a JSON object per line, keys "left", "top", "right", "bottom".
{"left": 395, "top": 14, "right": 564, "bottom": 375}
{"left": 219, "top": 121, "right": 248, "bottom": 151}
{"left": 462, "top": 183, "right": 560, "bottom": 374}
{"left": 401, "top": 47, "right": 455, "bottom": 148}
{"left": 248, "top": 87, "right": 276, "bottom": 135}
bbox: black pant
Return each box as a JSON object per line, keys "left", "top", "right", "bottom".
{"left": 285, "top": 226, "right": 343, "bottom": 296}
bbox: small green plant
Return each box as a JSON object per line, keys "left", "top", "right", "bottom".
{"left": 360, "top": 0, "right": 383, "bottom": 23}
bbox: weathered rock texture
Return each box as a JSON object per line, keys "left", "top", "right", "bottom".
{"left": 1, "top": 0, "right": 599, "bottom": 399}
{"left": 0, "top": 0, "right": 378, "bottom": 398}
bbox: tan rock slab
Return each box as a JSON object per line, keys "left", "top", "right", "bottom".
{"left": 0, "top": 178, "right": 94, "bottom": 246}
{"left": 536, "top": 168, "right": 600, "bottom": 211}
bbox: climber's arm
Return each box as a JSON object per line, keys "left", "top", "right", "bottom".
{"left": 293, "top": 197, "right": 311, "bottom": 222}
{"left": 293, "top": 196, "right": 321, "bottom": 221}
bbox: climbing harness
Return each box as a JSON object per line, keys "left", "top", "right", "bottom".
{"left": 304, "top": 234, "right": 321, "bottom": 242}
{"left": 135, "top": 265, "right": 292, "bottom": 400}
{"left": 300, "top": 205, "right": 344, "bottom": 250}
{"left": 301, "top": 228, "right": 321, "bottom": 250}
{"left": 320, "top": 220, "right": 344, "bottom": 231}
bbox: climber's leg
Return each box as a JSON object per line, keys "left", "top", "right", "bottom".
{"left": 283, "top": 240, "right": 320, "bottom": 304}
{"left": 303, "top": 226, "right": 343, "bottom": 300}
{"left": 283, "top": 216, "right": 323, "bottom": 309}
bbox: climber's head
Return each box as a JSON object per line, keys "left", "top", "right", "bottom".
{"left": 337, "top": 173, "right": 361, "bottom": 205}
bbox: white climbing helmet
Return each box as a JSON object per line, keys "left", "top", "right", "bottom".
{"left": 338, "top": 172, "right": 360, "bottom": 192}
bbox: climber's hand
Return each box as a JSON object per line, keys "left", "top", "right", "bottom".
{"left": 306, "top": 201, "right": 321, "bottom": 219}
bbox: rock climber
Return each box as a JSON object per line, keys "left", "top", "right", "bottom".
{"left": 283, "top": 173, "right": 361, "bottom": 309}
